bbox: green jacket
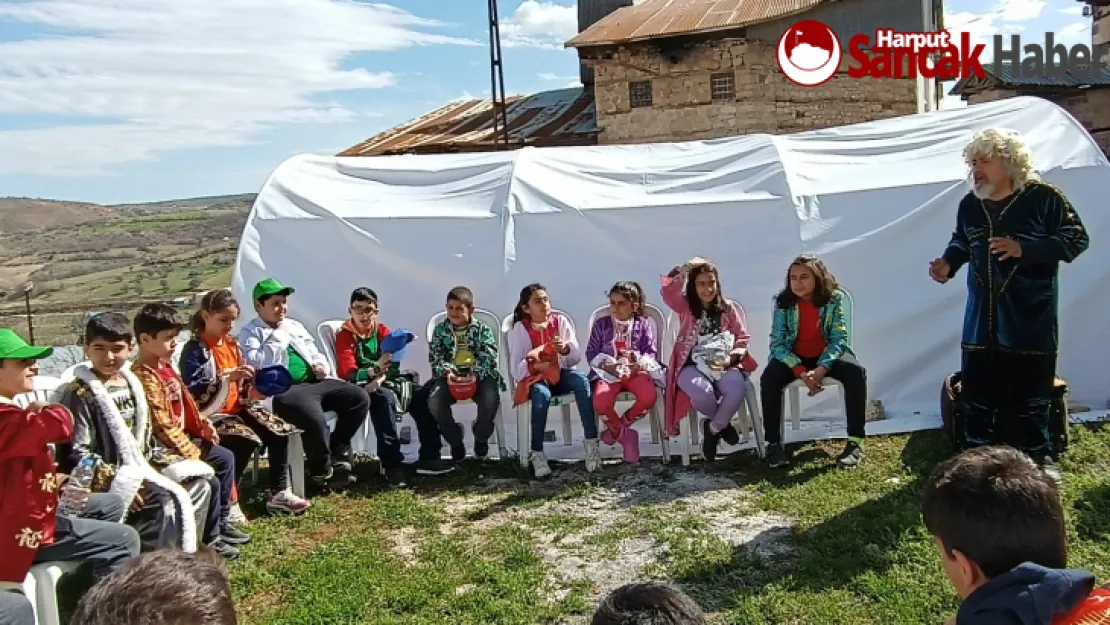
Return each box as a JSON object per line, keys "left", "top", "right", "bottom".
{"left": 769, "top": 290, "right": 852, "bottom": 370}
{"left": 428, "top": 318, "right": 504, "bottom": 389}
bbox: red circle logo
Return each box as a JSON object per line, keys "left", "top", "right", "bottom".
{"left": 776, "top": 20, "right": 842, "bottom": 86}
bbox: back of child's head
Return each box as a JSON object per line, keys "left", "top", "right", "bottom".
{"left": 592, "top": 582, "right": 706, "bottom": 625}
{"left": 190, "top": 289, "right": 239, "bottom": 335}
{"left": 133, "top": 304, "right": 185, "bottom": 342}
{"left": 447, "top": 286, "right": 475, "bottom": 308}
{"left": 350, "top": 287, "right": 378, "bottom": 306}
{"left": 609, "top": 281, "right": 646, "bottom": 315}
{"left": 69, "top": 547, "right": 236, "bottom": 625}
{"left": 84, "top": 312, "right": 132, "bottom": 345}
{"left": 922, "top": 446, "right": 1066, "bottom": 579}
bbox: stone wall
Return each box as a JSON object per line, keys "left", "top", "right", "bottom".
{"left": 966, "top": 88, "right": 1110, "bottom": 155}
{"left": 1094, "top": 6, "right": 1109, "bottom": 66}
{"left": 588, "top": 38, "right": 920, "bottom": 144}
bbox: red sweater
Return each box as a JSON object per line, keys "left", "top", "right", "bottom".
{"left": 792, "top": 298, "right": 827, "bottom": 377}
{"left": 0, "top": 401, "right": 73, "bottom": 582}
{"left": 335, "top": 321, "right": 393, "bottom": 384}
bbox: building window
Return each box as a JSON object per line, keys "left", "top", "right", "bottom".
{"left": 629, "top": 80, "right": 652, "bottom": 108}
{"left": 710, "top": 72, "right": 735, "bottom": 101}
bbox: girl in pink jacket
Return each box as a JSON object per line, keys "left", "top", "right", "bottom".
{"left": 660, "top": 258, "right": 757, "bottom": 461}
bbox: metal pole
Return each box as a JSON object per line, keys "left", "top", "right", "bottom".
{"left": 24, "top": 291, "right": 34, "bottom": 344}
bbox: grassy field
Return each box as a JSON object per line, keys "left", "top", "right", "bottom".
{"left": 204, "top": 426, "right": 1110, "bottom": 625}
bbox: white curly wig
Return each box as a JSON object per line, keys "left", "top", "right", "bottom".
{"left": 963, "top": 128, "right": 1039, "bottom": 190}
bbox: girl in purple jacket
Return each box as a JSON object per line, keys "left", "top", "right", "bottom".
{"left": 586, "top": 282, "right": 663, "bottom": 463}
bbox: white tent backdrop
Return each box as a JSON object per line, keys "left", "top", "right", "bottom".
{"left": 233, "top": 96, "right": 1110, "bottom": 461}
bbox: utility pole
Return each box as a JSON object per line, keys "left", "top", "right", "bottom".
{"left": 488, "top": 0, "right": 509, "bottom": 147}
{"left": 21, "top": 281, "right": 34, "bottom": 344}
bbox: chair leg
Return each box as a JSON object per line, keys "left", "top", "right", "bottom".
{"left": 679, "top": 414, "right": 691, "bottom": 466}
{"left": 516, "top": 404, "right": 530, "bottom": 468}
{"left": 788, "top": 386, "right": 801, "bottom": 430}
{"left": 494, "top": 400, "right": 508, "bottom": 459}
{"left": 289, "top": 432, "right": 305, "bottom": 498}
{"left": 20, "top": 574, "right": 39, "bottom": 625}
{"left": 747, "top": 391, "right": 766, "bottom": 458}
{"left": 561, "top": 403, "right": 573, "bottom": 446}
{"left": 655, "top": 406, "right": 670, "bottom": 462}
{"left": 31, "top": 563, "right": 76, "bottom": 625}
{"left": 251, "top": 450, "right": 260, "bottom": 486}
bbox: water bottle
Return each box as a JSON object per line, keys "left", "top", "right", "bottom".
{"left": 57, "top": 458, "right": 95, "bottom": 517}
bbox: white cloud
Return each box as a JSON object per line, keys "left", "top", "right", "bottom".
{"left": 1059, "top": 5, "right": 1084, "bottom": 15}
{"left": 500, "top": 1, "right": 577, "bottom": 49}
{"left": 538, "top": 72, "right": 578, "bottom": 81}
{"left": 0, "top": 0, "right": 478, "bottom": 175}
{"left": 995, "top": 0, "right": 1045, "bottom": 22}
{"left": 1055, "top": 21, "right": 1091, "bottom": 47}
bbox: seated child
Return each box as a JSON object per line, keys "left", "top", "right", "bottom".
{"left": 335, "top": 287, "right": 453, "bottom": 484}
{"left": 759, "top": 255, "right": 867, "bottom": 469}
{"left": 592, "top": 582, "right": 706, "bottom": 625}
{"left": 424, "top": 286, "right": 504, "bottom": 461}
{"left": 131, "top": 304, "right": 251, "bottom": 556}
{"left": 507, "top": 283, "right": 599, "bottom": 477}
{"left": 239, "top": 278, "right": 370, "bottom": 489}
{"left": 57, "top": 313, "right": 220, "bottom": 556}
{"left": 660, "top": 258, "right": 757, "bottom": 462}
{"left": 922, "top": 446, "right": 1109, "bottom": 624}
{"left": 586, "top": 281, "right": 663, "bottom": 464}
{"left": 180, "top": 288, "right": 309, "bottom": 516}
{"left": 0, "top": 329, "right": 140, "bottom": 625}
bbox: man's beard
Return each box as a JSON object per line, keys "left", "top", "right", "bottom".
{"left": 969, "top": 177, "right": 994, "bottom": 199}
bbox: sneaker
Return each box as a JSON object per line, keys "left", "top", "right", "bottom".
{"left": 584, "top": 438, "right": 602, "bottom": 472}
{"left": 330, "top": 458, "right": 357, "bottom": 485}
{"left": 227, "top": 502, "right": 249, "bottom": 526}
{"left": 530, "top": 451, "right": 552, "bottom": 478}
{"left": 450, "top": 445, "right": 467, "bottom": 463}
{"left": 415, "top": 458, "right": 457, "bottom": 476}
{"left": 208, "top": 538, "right": 240, "bottom": 560}
{"left": 719, "top": 423, "right": 741, "bottom": 446}
{"left": 309, "top": 465, "right": 334, "bottom": 487}
{"left": 837, "top": 441, "right": 864, "bottom": 468}
{"left": 221, "top": 525, "right": 252, "bottom": 545}
{"left": 473, "top": 439, "right": 489, "bottom": 460}
{"left": 765, "top": 443, "right": 789, "bottom": 468}
{"left": 701, "top": 419, "right": 721, "bottom": 462}
{"left": 265, "top": 489, "right": 311, "bottom": 515}
{"left": 380, "top": 465, "right": 408, "bottom": 488}
{"left": 1037, "top": 456, "right": 1063, "bottom": 484}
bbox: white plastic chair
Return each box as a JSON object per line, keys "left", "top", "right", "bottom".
{"left": 28, "top": 560, "right": 81, "bottom": 625}
{"left": 585, "top": 304, "right": 669, "bottom": 459}
{"left": 13, "top": 375, "right": 62, "bottom": 409}
{"left": 502, "top": 311, "right": 579, "bottom": 468}
{"left": 424, "top": 309, "right": 508, "bottom": 459}
{"left": 0, "top": 572, "right": 38, "bottom": 625}
{"left": 667, "top": 299, "right": 765, "bottom": 466}
{"left": 316, "top": 320, "right": 374, "bottom": 456}
{"left": 780, "top": 288, "right": 853, "bottom": 440}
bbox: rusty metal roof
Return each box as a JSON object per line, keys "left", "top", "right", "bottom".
{"left": 338, "top": 87, "right": 597, "bottom": 157}
{"left": 566, "top": 0, "right": 832, "bottom": 48}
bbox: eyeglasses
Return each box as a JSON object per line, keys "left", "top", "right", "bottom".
{"left": 351, "top": 306, "right": 378, "bottom": 315}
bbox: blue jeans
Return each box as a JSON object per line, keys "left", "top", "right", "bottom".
{"left": 529, "top": 368, "right": 598, "bottom": 451}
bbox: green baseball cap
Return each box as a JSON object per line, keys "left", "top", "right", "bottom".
{"left": 0, "top": 329, "right": 52, "bottom": 360}
{"left": 252, "top": 278, "right": 295, "bottom": 302}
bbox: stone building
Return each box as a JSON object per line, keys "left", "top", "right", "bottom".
{"left": 1094, "top": 0, "right": 1110, "bottom": 65}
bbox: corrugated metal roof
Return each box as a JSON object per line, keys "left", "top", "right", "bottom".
{"left": 949, "top": 61, "right": 1110, "bottom": 94}
{"left": 338, "top": 87, "right": 597, "bottom": 157}
{"left": 566, "top": 0, "right": 831, "bottom": 48}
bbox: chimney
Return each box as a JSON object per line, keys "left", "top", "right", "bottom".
{"left": 578, "top": 0, "right": 634, "bottom": 87}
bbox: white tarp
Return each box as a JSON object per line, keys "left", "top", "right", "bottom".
{"left": 233, "top": 96, "right": 1110, "bottom": 459}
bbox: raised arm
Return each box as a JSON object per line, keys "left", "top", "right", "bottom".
{"left": 1020, "top": 185, "right": 1089, "bottom": 265}
{"left": 659, "top": 269, "right": 690, "bottom": 315}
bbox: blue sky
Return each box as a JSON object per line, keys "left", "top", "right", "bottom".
{"left": 0, "top": 0, "right": 1094, "bottom": 204}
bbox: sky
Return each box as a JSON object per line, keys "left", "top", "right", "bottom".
{"left": 0, "top": 0, "right": 1095, "bottom": 204}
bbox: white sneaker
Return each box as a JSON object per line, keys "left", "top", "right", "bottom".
{"left": 265, "top": 489, "right": 311, "bottom": 515}
{"left": 227, "top": 502, "right": 248, "bottom": 526}
{"left": 531, "top": 451, "right": 552, "bottom": 478}
{"left": 584, "top": 438, "right": 602, "bottom": 472}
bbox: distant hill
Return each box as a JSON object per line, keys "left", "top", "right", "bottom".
{"left": 0, "top": 198, "right": 116, "bottom": 232}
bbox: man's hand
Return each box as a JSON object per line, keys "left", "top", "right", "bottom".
{"left": 929, "top": 258, "right": 951, "bottom": 283}
{"left": 989, "top": 237, "right": 1022, "bottom": 260}
{"left": 312, "top": 364, "right": 329, "bottom": 379}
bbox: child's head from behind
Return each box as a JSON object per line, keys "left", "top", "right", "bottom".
{"left": 0, "top": 329, "right": 52, "bottom": 398}
{"left": 84, "top": 313, "right": 133, "bottom": 378}
{"left": 69, "top": 547, "right": 236, "bottom": 625}
{"left": 446, "top": 286, "right": 475, "bottom": 326}
{"left": 592, "top": 582, "right": 705, "bottom": 625}
{"left": 685, "top": 263, "right": 725, "bottom": 316}
{"left": 134, "top": 304, "right": 185, "bottom": 362}
{"left": 193, "top": 289, "right": 239, "bottom": 338}
{"left": 608, "top": 281, "right": 645, "bottom": 322}
{"left": 780, "top": 255, "right": 838, "bottom": 307}
{"left": 349, "top": 287, "right": 379, "bottom": 332}
{"left": 514, "top": 283, "right": 550, "bottom": 324}
{"left": 922, "top": 446, "right": 1065, "bottom": 599}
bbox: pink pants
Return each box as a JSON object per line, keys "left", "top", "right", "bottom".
{"left": 593, "top": 372, "right": 657, "bottom": 434}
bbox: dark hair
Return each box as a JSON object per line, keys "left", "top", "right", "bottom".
{"left": 133, "top": 304, "right": 185, "bottom": 341}
{"left": 775, "top": 255, "right": 840, "bottom": 309}
{"left": 921, "top": 446, "right": 1066, "bottom": 578}
{"left": 350, "top": 287, "right": 378, "bottom": 306}
{"left": 512, "top": 283, "right": 547, "bottom": 325}
{"left": 84, "top": 312, "right": 132, "bottom": 345}
{"left": 685, "top": 263, "right": 726, "bottom": 318}
{"left": 592, "top": 582, "right": 706, "bottom": 625}
{"left": 69, "top": 547, "right": 236, "bottom": 625}
{"left": 447, "top": 286, "right": 474, "bottom": 308}
{"left": 190, "top": 289, "right": 239, "bottom": 335}
{"left": 609, "top": 281, "right": 646, "bottom": 316}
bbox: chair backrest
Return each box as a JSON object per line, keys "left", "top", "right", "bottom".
{"left": 427, "top": 308, "right": 504, "bottom": 380}
{"left": 316, "top": 320, "right": 344, "bottom": 375}
{"left": 171, "top": 329, "right": 190, "bottom": 375}
{"left": 14, "top": 375, "right": 63, "bottom": 408}
{"left": 768, "top": 288, "right": 853, "bottom": 346}
{"left": 587, "top": 303, "right": 667, "bottom": 362}
{"left": 499, "top": 309, "right": 575, "bottom": 385}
